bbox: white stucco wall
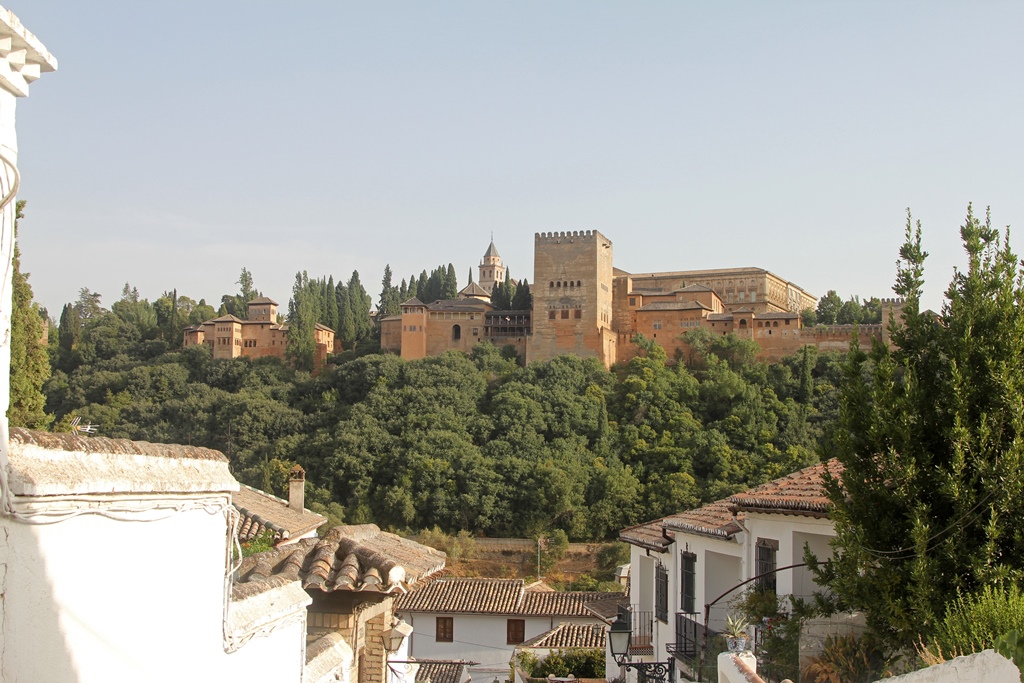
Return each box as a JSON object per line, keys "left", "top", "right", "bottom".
{"left": 0, "top": 497, "right": 309, "bottom": 683}
{"left": 402, "top": 612, "right": 598, "bottom": 683}
{"left": 880, "top": 650, "right": 1019, "bottom": 683}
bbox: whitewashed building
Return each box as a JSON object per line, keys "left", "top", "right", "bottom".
{"left": 396, "top": 578, "right": 620, "bottom": 683}
{"left": 611, "top": 461, "right": 839, "bottom": 682}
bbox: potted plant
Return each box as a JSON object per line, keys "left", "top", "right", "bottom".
{"left": 724, "top": 614, "right": 752, "bottom": 652}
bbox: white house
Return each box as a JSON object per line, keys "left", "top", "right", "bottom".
{"left": 396, "top": 578, "right": 621, "bottom": 683}
{"left": 612, "top": 461, "right": 840, "bottom": 682}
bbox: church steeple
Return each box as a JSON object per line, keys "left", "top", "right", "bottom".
{"left": 478, "top": 238, "right": 506, "bottom": 295}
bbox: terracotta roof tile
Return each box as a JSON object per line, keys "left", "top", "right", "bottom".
{"left": 728, "top": 460, "right": 841, "bottom": 515}
{"left": 459, "top": 282, "right": 490, "bottom": 297}
{"left": 520, "top": 623, "right": 606, "bottom": 650}
{"left": 661, "top": 500, "right": 743, "bottom": 539}
{"left": 416, "top": 660, "right": 473, "bottom": 683}
{"left": 395, "top": 578, "right": 623, "bottom": 618}
{"left": 637, "top": 301, "right": 711, "bottom": 312}
{"left": 234, "top": 524, "right": 446, "bottom": 599}
{"left": 583, "top": 594, "right": 629, "bottom": 623}
{"left": 233, "top": 484, "right": 326, "bottom": 543}
{"left": 247, "top": 297, "right": 279, "bottom": 306}
{"left": 395, "top": 578, "right": 523, "bottom": 614}
{"left": 521, "top": 591, "right": 617, "bottom": 617}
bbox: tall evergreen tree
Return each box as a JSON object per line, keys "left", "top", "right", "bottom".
{"left": 816, "top": 206, "right": 1024, "bottom": 651}
{"left": 8, "top": 200, "right": 51, "bottom": 428}
{"left": 467, "top": 268, "right": 473, "bottom": 286}
{"left": 416, "top": 270, "right": 428, "bottom": 302}
{"left": 57, "top": 302, "right": 80, "bottom": 373}
{"left": 379, "top": 265, "right": 400, "bottom": 319}
{"left": 286, "top": 272, "right": 316, "bottom": 371}
{"left": 336, "top": 282, "right": 355, "bottom": 347}
{"left": 347, "top": 271, "right": 373, "bottom": 341}
{"left": 511, "top": 278, "right": 532, "bottom": 310}
{"left": 442, "top": 263, "right": 458, "bottom": 300}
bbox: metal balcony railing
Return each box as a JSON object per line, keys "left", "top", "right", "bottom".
{"left": 624, "top": 605, "right": 655, "bottom": 654}
{"left": 665, "top": 612, "right": 720, "bottom": 671}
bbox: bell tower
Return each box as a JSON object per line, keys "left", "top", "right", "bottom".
{"left": 478, "top": 239, "right": 505, "bottom": 295}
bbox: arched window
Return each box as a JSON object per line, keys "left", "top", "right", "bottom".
{"left": 739, "top": 319, "right": 747, "bottom": 326}
{"left": 577, "top": 280, "right": 581, "bottom": 287}
{"left": 549, "top": 282, "right": 554, "bottom": 288}
{"left": 569, "top": 281, "right": 574, "bottom": 288}
{"left": 556, "top": 282, "right": 561, "bottom": 288}
{"left": 453, "top": 324, "right": 461, "bottom": 341}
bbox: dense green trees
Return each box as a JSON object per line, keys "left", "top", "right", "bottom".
{"left": 816, "top": 206, "right": 1024, "bottom": 652}
{"left": 41, "top": 290, "right": 841, "bottom": 540}
{"left": 814, "top": 290, "right": 883, "bottom": 325}
{"left": 8, "top": 201, "right": 51, "bottom": 429}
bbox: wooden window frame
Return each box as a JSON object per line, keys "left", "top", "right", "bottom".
{"left": 507, "top": 618, "right": 526, "bottom": 644}
{"left": 436, "top": 616, "right": 454, "bottom": 642}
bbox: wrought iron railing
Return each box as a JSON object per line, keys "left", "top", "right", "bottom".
{"left": 627, "top": 606, "right": 655, "bottom": 652}
{"left": 665, "top": 612, "right": 723, "bottom": 680}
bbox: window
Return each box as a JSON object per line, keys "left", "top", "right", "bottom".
{"left": 629, "top": 297, "right": 636, "bottom": 306}
{"left": 653, "top": 320, "right": 662, "bottom": 330}
{"left": 473, "top": 328, "right": 479, "bottom": 336}
{"left": 453, "top": 324, "right": 461, "bottom": 341}
{"left": 655, "top": 563, "right": 669, "bottom": 622}
{"left": 681, "top": 552, "right": 697, "bottom": 613}
{"left": 755, "top": 539, "right": 779, "bottom": 593}
{"left": 436, "top": 617, "right": 454, "bottom": 642}
{"left": 561, "top": 310, "right": 569, "bottom": 319}
{"left": 548, "top": 310, "right": 556, "bottom": 320}
{"left": 507, "top": 619, "right": 526, "bottom": 644}
{"left": 574, "top": 309, "right": 581, "bottom": 319}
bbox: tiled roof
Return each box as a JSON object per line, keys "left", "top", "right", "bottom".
{"left": 234, "top": 524, "right": 446, "bottom": 598}
{"left": 395, "top": 578, "right": 623, "bottom": 617}
{"left": 248, "top": 297, "right": 279, "bottom": 306}
{"left": 211, "top": 314, "right": 244, "bottom": 323}
{"left": 396, "top": 578, "right": 523, "bottom": 614}
{"left": 233, "top": 484, "right": 326, "bottom": 543}
{"left": 661, "top": 500, "right": 742, "bottom": 539}
{"left": 706, "top": 313, "right": 733, "bottom": 321}
{"left": 459, "top": 282, "right": 490, "bottom": 297}
{"left": 583, "top": 594, "right": 629, "bottom": 623}
{"left": 732, "top": 307, "right": 755, "bottom": 313}
{"left": 521, "top": 591, "right": 615, "bottom": 617}
{"left": 637, "top": 301, "right": 711, "bottom": 312}
{"left": 619, "top": 501, "right": 741, "bottom": 547}
{"left": 402, "top": 298, "right": 425, "bottom": 306}
{"left": 728, "top": 460, "right": 840, "bottom": 516}
{"left": 484, "top": 240, "right": 501, "bottom": 259}
{"left": 314, "top": 323, "right": 335, "bottom": 332}
{"left": 416, "top": 660, "right": 474, "bottom": 683}
{"left": 520, "top": 623, "right": 606, "bottom": 650}
{"left": 676, "top": 284, "right": 715, "bottom": 293}
{"left": 428, "top": 299, "right": 490, "bottom": 312}
{"left": 756, "top": 311, "right": 800, "bottom": 319}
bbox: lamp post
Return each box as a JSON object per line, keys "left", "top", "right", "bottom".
{"left": 608, "top": 618, "right": 675, "bottom": 683}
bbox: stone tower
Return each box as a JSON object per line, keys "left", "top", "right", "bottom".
{"left": 478, "top": 240, "right": 505, "bottom": 295}
{"left": 527, "top": 230, "right": 617, "bottom": 368}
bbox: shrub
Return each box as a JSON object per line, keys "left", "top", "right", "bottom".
{"left": 921, "top": 583, "right": 1024, "bottom": 663}
{"left": 802, "top": 634, "right": 892, "bottom": 683}
{"left": 517, "top": 649, "right": 605, "bottom": 678}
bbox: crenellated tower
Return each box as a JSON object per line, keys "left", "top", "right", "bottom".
{"left": 527, "top": 230, "right": 617, "bottom": 368}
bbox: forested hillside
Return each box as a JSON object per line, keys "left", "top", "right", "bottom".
{"left": 41, "top": 291, "right": 845, "bottom": 539}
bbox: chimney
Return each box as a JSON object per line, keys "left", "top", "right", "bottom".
{"left": 288, "top": 464, "right": 305, "bottom": 512}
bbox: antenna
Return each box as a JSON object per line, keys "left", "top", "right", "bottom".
{"left": 70, "top": 416, "right": 97, "bottom": 435}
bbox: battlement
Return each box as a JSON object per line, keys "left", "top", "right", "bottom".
{"left": 535, "top": 230, "right": 608, "bottom": 243}
{"left": 879, "top": 298, "right": 905, "bottom": 304}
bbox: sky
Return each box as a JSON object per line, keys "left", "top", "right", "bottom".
{"left": 10, "top": 1, "right": 1024, "bottom": 316}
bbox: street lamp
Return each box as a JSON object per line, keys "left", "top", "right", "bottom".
{"left": 382, "top": 618, "right": 414, "bottom": 654}
{"left": 608, "top": 618, "right": 675, "bottom": 683}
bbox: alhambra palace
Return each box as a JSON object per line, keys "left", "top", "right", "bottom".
{"left": 380, "top": 230, "right": 898, "bottom": 366}
{"left": 183, "top": 230, "right": 897, "bottom": 368}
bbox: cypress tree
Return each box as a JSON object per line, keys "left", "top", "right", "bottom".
{"left": 8, "top": 200, "right": 52, "bottom": 428}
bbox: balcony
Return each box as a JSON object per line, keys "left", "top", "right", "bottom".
{"left": 622, "top": 606, "right": 655, "bottom": 656}
{"left": 665, "top": 612, "right": 721, "bottom": 676}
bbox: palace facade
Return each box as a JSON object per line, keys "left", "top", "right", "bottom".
{"left": 183, "top": 297, "right": 335, "bottom": 368}
{"left": 382, "top": 232, "right": 893, "bottom": 367}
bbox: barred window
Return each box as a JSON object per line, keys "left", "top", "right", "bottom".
{"left": 755, "top": 539, "right": 778, "bottom": 593}
{"left": 681, "top": 552, "right": 696, "bottom": 613}
{"left": 655, "top": 563, "right": 669, "bottom": 622}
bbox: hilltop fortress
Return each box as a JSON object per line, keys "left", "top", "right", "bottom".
{"left": 381, "top": 230, "right": 896, "bottom": 367}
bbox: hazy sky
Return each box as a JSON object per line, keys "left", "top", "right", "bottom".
{"left": 11, "top": 2, "right": 1024, "bottom": 316}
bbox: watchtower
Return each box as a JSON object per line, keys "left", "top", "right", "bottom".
{"left": 527, "top": 230, "right": 617, "bottom": 367}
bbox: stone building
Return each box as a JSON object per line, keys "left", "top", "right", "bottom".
{"left": 382, "top": 232, "right": 896, "bottom": 367}
{"left": 184, "top": 296, "right": 335, "bottom": 368}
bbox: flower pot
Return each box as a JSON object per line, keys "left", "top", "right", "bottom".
{"left": 726, "top": 635, "right": 751, "bottom": 652}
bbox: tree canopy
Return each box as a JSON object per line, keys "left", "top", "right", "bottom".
{"left": 816, "top": 206, "right": 1024, "bottom": 652}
